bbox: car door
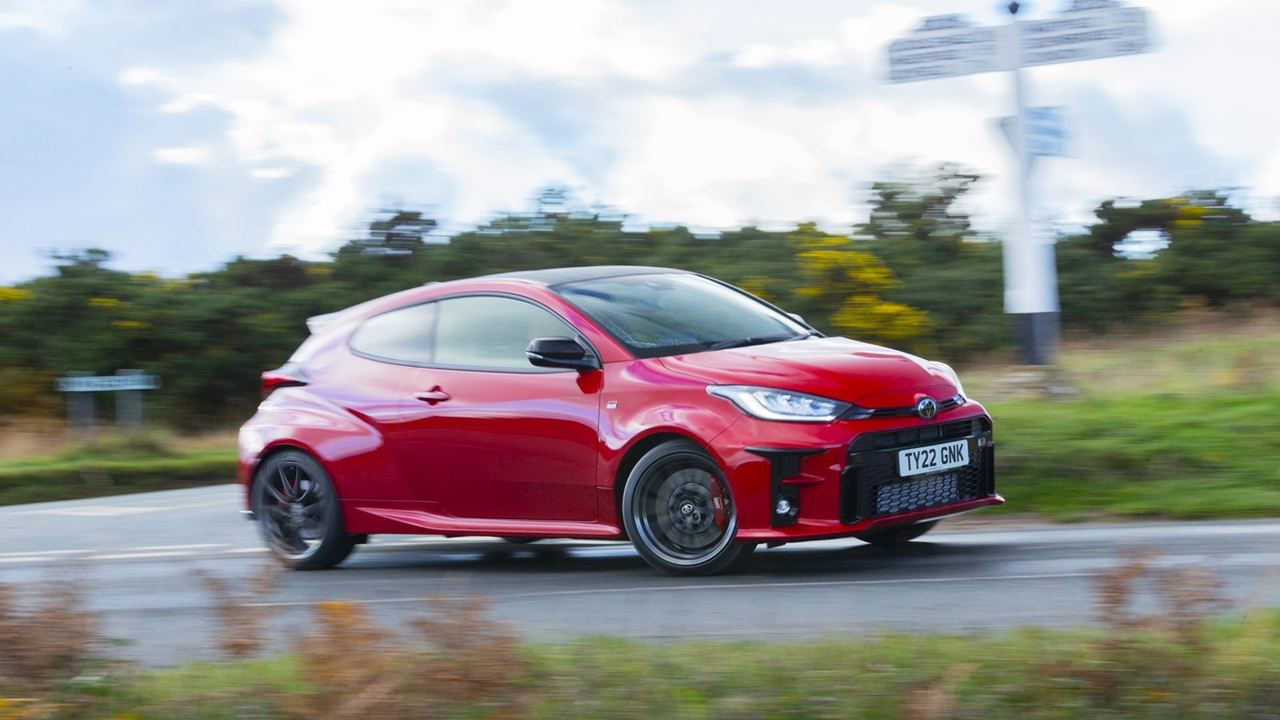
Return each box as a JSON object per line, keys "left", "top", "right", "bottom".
{"left": 402, "top": 294, "right": 602, "bottom": 521}
{"left": 342, "top": 301, "right": 439, "bottom": 501}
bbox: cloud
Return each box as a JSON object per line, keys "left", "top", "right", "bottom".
{"left": 0, "top": 0, "right": 79, "bottom": 38}
{"left": 151, "top": 146, "right": 213, "bottom": 165}
{"left": 250, "top": 167, "right": 296, "bottom": 179}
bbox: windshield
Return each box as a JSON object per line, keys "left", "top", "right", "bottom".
{"left": 555, "top": 273, "right": 810, "bottom": 359}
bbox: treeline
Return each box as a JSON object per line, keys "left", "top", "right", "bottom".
{"left": 2, "top": 167, "right": 1277, "bottom": 426}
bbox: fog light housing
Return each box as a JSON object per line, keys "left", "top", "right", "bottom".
{"left": 775, "top": 498, "right": 795, "bottom": 516}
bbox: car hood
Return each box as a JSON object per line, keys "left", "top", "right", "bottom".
{"left": 658, "top": 336, "right": 959, "bottom": 408}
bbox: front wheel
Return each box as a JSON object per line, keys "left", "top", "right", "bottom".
{"left": 253, "top": 449, "right": 357, "bottom": 570}
{"left": 622, "top": 440, "right": 748, "bottom": 576}
{"left": 855, "top": 520, "right": 938, "bottom": 547}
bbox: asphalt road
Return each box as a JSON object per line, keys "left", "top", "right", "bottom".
{"left": 2, "top": 484, "right": 1279, "bottom": 666}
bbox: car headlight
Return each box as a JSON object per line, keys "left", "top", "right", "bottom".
{"left": 930, "top": 361, "right": 966, "bottom": 397}
{"left": 707, "top": 385, "right": 852, "bottom": 423}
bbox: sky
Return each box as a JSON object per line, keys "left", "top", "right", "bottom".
{"left": 1, "top": 0, "right": 1277, "bottom": 284}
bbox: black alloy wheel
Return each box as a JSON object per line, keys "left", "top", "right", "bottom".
{"left": 854, "top": 520, "right": 938, "bottom": 547}
{"left": 253, "top": 449, "right": 357, "bottom": 570}
{"left": 622, "top": 439, "right": 749, "bottom": 576}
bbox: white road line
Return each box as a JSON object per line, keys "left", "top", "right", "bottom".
{"left": 86, "top": 551, "right": 204, "bottom": 561}
{"left": 0, "top": 549, "right": 89, "bottom": 559}
{"left": 244, "top": 571, "right": 1099, "bottom": 608}
{"left": 125, "top": 544, "right": 226, "bottom": 552}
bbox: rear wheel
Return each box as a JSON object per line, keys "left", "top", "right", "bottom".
{"left": 622, "top": 440, "right": 748, "bottom": 576}
{"left": 855, "top": 520, "right": 938, "bottom": 547}
{"left": 253, "top": 450, "right": 357, "bottom": 570}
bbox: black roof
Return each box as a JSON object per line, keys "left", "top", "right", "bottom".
{"left": 479, "top": 265, "right": 689, "bottom": 287}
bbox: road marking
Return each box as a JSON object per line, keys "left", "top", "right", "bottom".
{"left": 243, "top": 571, "right": 1100, "bottom": 608}
{"left": 0, "top": 549, "right": 89, "bottom": 559}
{"left": 86, "top": 550, "right": 205, "bottom": 561}
{"left": 125, "top": 544, "right": 227, "bottom": 552}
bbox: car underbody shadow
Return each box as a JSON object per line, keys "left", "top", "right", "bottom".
{"left": 326, "top": 536, "right": 1009, "bottom": 579}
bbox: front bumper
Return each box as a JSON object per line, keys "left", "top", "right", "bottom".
{"left": 709, "top": 406, "right": 1002, "bottom": 543}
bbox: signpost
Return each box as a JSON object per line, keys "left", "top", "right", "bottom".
{"left": 887, "top": 15, "right": 1014, "bottom": 83}
{"left": 57, "top": 370, "right": 160, "bottom": 432}
{"left": 887, "top": 0, "right": 1151, "bottom": 365}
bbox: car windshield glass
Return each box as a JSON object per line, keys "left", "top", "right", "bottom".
{"left": 555, "top": 273, "right": 809, "bottom": 359}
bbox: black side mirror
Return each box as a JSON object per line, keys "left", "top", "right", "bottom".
{"left": 526, "top": 337, "right": 600, "bottom": 372}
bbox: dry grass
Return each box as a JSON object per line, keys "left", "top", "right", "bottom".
{"left": 0, "top": 578, "right": 97, "bottom": 694}
{"left": 0, "top": 418, "right": 67, "bottom": 462}
{"left": 0, "top": 419, "right": 237, "bottom": 464}
{"left": 963, "top": 307, "right": 1280, "bottom": 399}
{"left": 194, "top": 564, "right": 280, "bottom": 661}
{"left": 284, "top": 597, "right": 526, "bottom": 719}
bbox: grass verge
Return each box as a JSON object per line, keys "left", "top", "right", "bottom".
{"left": 0, "top": 432, "right": 235, "bottom": 506}
{"left": 990, "top": 392, "right": 1280, "bottom": 520}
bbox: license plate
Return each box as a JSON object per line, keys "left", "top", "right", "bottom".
{"left": 898, "top": 440, "right": 970, "bottom": 477}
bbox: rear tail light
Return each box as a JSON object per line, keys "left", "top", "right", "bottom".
{"left": 261, "top": 362, "right": 308, "bottom": 399}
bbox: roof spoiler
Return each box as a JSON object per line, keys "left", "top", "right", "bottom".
{"left": 306, "top": 312, "right": 338, "bottom": 334}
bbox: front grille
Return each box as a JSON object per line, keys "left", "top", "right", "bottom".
{"left": 873, "top": 467, "right": 986, "bottom": 516}
{"left": 841, "top": 418, "right": 994, "bottom": 524}
{"left": 847, "top": 395, "right": 967, "bottom": 420}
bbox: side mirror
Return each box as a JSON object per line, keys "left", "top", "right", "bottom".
{"left": 788, "top": 312, "right": 807, "bottom": 326}
{"left": 526, "top": 337, "right": 600, "bottom": 372}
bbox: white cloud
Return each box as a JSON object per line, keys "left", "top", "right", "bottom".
{"left": 118, "top": 68, "right": 177, "bottom": 88}
{"left": 250, "top": 167, "right": 297, "bottom": 179}
{"left": 151, "top": 147, "right": 213, "bottom": 165}
{"left": 0, "top": 0, "right": 79, "bottom": 38}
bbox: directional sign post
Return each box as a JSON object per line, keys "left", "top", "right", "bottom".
{"left": 57, "top": 370, "right": 161, "bottom": 432}
{"left": 888, "top": 0, "right": 1151, "bottom": 365}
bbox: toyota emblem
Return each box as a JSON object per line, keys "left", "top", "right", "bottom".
{"left": 915, "top": 397, "right": 938, "bottom": 420}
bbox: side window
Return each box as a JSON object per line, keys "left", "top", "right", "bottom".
{"left": 349, "top": 302, "right": 436, "bottom": 364}
{"left": 434, "top": 296, "right": 580, "bottom": 371}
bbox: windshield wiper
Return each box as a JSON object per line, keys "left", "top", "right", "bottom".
{"left": 707, "top": 333, "right": 810, "bottom": 351}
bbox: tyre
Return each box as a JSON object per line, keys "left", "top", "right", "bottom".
{"left": 855, "top": 520, "right": 938, "bottom": 547}
{"left": 622, "top": 439, "right": 748, "bottom": 576}
{"left": 253, "top": 449, "right": 357, "bottom": 570}
{"left": 501, "top": 537, "right": 541, "bottom": 544}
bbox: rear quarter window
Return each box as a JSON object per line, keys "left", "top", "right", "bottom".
{"left": 348, "top": 302, "right": 436, "bottom": 364}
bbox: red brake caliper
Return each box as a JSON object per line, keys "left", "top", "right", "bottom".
{"left": 709, "top": 476, "right": 731, "bottom": 530}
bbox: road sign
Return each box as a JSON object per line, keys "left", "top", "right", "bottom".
{"left": 885, "top": 1, "right": 1154, "bottom": 366}
{"left": 888, "top": 2, "right": 1149, "bottom": 82}
{"left": 1000, "top": 106, "right": 1068, "bottom": 160}
{"left": 887, "top": 15, "right": 1014, "bottom": 84}
{"left": 1020, "top": 3, "right": 1149, "bottom": 68}
{"left": 57, "top": 374, "right": 160, "bottom": 393}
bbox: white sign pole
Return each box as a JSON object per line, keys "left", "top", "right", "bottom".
{"left": 1006, "top": 7, "right": 1060, "bottom": 364}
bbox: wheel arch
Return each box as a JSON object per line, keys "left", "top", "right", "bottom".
{"left": 612, "top": 429, "right": 723, "bottom": 540}
{"left": 248, "top": 441, "right": 334, "bottom": 506}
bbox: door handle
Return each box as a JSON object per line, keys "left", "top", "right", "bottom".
{"left": 415, "top": 387, "right": 451, "bottom": 405}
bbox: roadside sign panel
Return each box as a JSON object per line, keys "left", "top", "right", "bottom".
{"left": 887, "top": 15, "right": 1014, "bottom": 83}
{"left": 1020, "top": 6, "right": 1149, "bottom": 68}
{"left": 1001, "top": 106, "right": 1069, "bottom": 159}
{"left": 57, "top": 374, "right": 161, "bottom": 393}
{"left": 1025, "top": 107, "right": 1067, "bottom": 157}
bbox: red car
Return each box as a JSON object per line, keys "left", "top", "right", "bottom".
{"left": 238, "top": 266, "right": 1001, "bottom": 575}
